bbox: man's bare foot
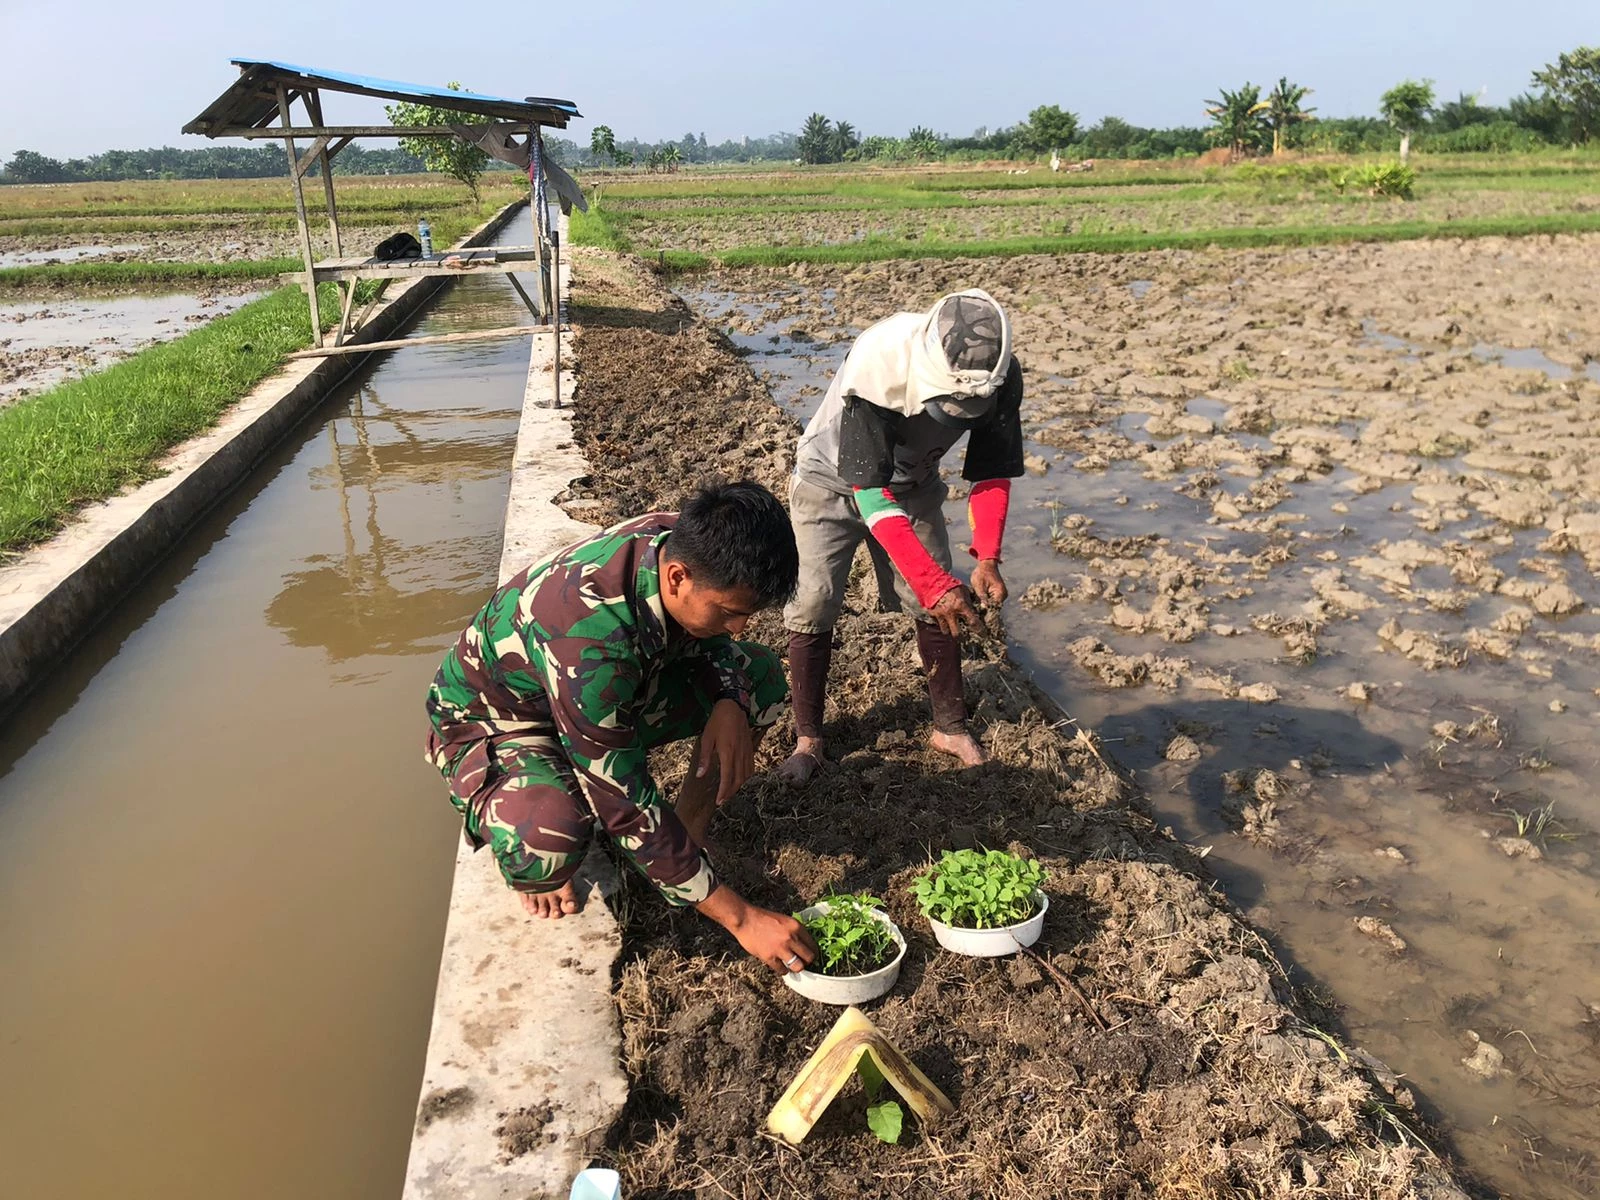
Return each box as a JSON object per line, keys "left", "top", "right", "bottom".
{"left": 930, "top": 728, "right": 988, "bottom": 767}
{"left": 778, "top": 737, "right": 826, "bottom": 788}
{"left": 519, "top": 880, "right": 582, "bottom": 919}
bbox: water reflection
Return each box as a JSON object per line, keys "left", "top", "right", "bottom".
{"left": 266, "top": 385, "right": 512, "bottom": 662}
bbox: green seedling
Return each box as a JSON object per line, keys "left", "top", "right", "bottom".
{"left": 796, "top": 893, "right": 897, "bottom": 977}
{"left": 912, "top": 848, "right": 1044, "bottom": 930}
{"left": 856, "top": 1054, "right": 904, "bottom": 1144}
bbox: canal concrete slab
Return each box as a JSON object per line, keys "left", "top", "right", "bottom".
{"left": 404, "top": 231, "right": 629, "bottom": 1199}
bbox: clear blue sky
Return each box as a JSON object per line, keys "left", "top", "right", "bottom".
{"left": 2, "top": 0, "right": 1596, "bottom": 159}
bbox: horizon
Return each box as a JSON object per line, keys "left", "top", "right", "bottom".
{"left": 1, "top": 1, "right": 1595, "bottom": 162}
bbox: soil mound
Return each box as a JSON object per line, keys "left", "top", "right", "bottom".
{"left": 569, "top": 256, "right": 1468, "bottom": 1199}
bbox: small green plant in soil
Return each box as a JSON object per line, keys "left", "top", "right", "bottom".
{"left": 796, "top": 893, "right": 896, "bottom": 976}
{"left": 912, "top": 848, "right": 1044, "bottom": 929}
{"left": 856, "top": 1054, "right": 903, "bottom": 1144}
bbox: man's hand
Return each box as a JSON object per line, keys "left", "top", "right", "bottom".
{"left": 970, "top": 558, "right": 1008, "bottom": 606}
{"left": 697, "top": 885, "right": 819, "bottom": 974}
{"left": 928, "top": 584, "right": 981, "bottom": 638}
{"left": 697, "top": 698, "right": 754, "bottom": 805}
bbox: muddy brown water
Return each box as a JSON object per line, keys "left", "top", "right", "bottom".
{"left": 0, "top": 259, "right": 536, "bottom": 1197}
{"left": 685, "top": 281, "right": 1600, "bottom": 1200}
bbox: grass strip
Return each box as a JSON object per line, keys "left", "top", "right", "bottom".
{"left": 569, "top": 204, "right": 634, "bottom": 252}
{"left": 0, "top": 258, "right": 298, "bottom": 289}
{"left": 657, "top": 211, "right": 1600, "bottom": 271}
{"left": 0, "top": 285, "right": 351, "bottom": 551}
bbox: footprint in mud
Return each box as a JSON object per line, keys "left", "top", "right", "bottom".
{"left": 1096, "top": 698, "right": 1403, "bottom": 847}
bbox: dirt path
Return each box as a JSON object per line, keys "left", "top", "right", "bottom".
{"left": 567, "top": 251, "right": 1471, "bottom": 1200}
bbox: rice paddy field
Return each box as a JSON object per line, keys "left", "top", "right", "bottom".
{"left": 572, "top": 153, "right": 1600, "bottom": 266}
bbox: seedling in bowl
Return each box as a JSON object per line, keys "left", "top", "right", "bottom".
{"left": 797, "top": 892, "right": 897, "bottom": 976}
{"left": 912, "top": 847, "right": 1044, "bottom": 929}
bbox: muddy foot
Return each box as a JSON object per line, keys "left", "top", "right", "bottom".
{"left": 778, "top": 739, "right": 826, "bottom": 788}
{"left": 930, "top": 729, "right": 988, "bottom": 767}
{"left": 518, "top": 880, "right": 582, "bottom": 919}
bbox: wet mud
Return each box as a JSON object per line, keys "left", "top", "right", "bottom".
{"left": 569, "top": 254, "right": 1471, "bottom": 1199}
{"left": 672, "top": 236, "right": 1600, "bottom": 1199}
{"left": 0, "top": 290, "right": 262, "bottom": 402}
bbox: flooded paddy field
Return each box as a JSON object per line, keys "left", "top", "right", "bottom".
{"left": 683, "top": 233, "right": 1600, "bottom": 1198}
{"left": 0, "top": 290, "right": 263, "bottom": 401}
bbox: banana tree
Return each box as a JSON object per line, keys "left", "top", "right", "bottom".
{"left": 1266, "top": 78, "right": 1316, "bottom": 156}
{"left": 1205, "top": 84, "right": 1270, "bottom": 161}
{"left": 589, "top": 124, "right": 617, "bottom": 166}
{"left": 661, "top": 144, "right": 682, "bottom": 172}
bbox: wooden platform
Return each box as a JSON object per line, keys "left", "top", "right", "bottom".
{"left": 305, "top": 245, "right": 545, "bottom": 282}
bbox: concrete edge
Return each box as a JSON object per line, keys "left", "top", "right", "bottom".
{"left": 0, "top": 200, "right": 527, "bottom": 718}
{"left": 403, "top": 230, "right": 631, "bottom": 1198}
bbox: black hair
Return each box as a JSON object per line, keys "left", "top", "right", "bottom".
{"left": 664, "top": 480, "right": 799, "bottom": 608}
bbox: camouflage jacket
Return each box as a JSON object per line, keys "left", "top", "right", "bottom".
{"left": 426, "top": 514, "right": 753, "bottom": 905}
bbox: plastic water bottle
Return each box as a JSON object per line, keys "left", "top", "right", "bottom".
{"left": 417, "top": 219, "right": 433, "bottom": 258}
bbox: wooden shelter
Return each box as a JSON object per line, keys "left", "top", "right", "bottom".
{"left": 184, "top": 60, "right": 581, "bottom": 352}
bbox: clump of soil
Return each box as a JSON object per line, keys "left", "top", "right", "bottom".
{"left": 569, "top": 255, "right": 1469, "bottom": 1199}
{"left": 494, "top": 1100, "right": 554, "bottom": 1162}
{"left": 415, "top": 1085, "right": 473, "bottom": 1132}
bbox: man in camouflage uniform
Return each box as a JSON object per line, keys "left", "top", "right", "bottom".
{"left": 426, "top": 481, "right": 818, "bottom": 974}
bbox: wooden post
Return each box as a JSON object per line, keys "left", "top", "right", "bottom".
{"left": 278, "top": 85, "right": 323, "bottom": 348}
{"left": 305, "top": 91, "right": 343, "bottom": 259}
{"left": 305, "top": 91, "right": 349, "bottom": 343}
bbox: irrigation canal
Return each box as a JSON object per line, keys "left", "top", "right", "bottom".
{"left": 0, "top": 217, "right": 540, "bottom": 1199}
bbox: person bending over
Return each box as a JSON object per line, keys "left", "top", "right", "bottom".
{"left": 780, "top": 290, "right": 1024, "bottom": 786}
{"left": 425, "top": 481, "right": 817, "bottom": 975}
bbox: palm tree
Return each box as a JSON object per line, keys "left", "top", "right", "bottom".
{"left": 589, "top": 124, "right": 617, "bottom": 166}
{"left": 1380, "top": 79, "right": 1435, "bottom": 162}
{"left": 798, "top": 113, "right": 833, "bottom": 164}
{"left": 830, "top": 120, "right": 859, "bottom": 161}
{"left": 1266, "top": 78, "right": 1316, "bottom": 156}
{"left": 1205, "top": 84, "right": 1270, "bottom": 161}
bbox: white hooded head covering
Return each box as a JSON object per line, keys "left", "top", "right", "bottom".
{"left": 834, "top": 289, "right": 1012, "bottom": 423}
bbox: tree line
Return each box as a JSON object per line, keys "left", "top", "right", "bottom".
{"left": 4, "top": 46, "right": 1593, "bottom": 185}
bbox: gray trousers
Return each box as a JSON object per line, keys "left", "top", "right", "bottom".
{"left": 783, "top": 474, "right": 953, "bottom": 634}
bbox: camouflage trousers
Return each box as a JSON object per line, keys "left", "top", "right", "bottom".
{"left": 437, "top": 641, "right": 786, "bottom": 894}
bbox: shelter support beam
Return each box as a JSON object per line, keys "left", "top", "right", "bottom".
{"left": 277, "top": 85, "right": 323, "bottom": 348}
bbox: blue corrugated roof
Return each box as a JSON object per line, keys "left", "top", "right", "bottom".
{"left": 185, "top": 59, "right": 579, "bottom": 136}
{"left": 230, "top": 59, "right": 580, "bottom": 117}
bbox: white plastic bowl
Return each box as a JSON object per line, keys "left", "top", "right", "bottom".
{"left": 783, "top": 902, "right": 906, "bottom": 1005}
{"left": 927, "top": 891, "right": 1048, "bottom": 957}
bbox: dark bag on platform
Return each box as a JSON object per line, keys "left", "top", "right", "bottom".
{"left": 373, "top": 232, "right": 422, "bottom": 261}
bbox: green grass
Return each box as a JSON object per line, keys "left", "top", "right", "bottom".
{"left": 649, "top": 210, "right": 1600, "bottom": 271}
{"left": 0, "top": 285, "right": 347, "bottom": 551}
{"left": 569, "top": 204, "right": 632, "bottom": 251}
{"left": 0, "top": 258, "right": 298, "bottom": 289}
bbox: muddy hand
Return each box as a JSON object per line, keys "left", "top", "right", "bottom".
{"left": 970, "top": 559, "right": 1008, "bottom": 606}
{"left": 697, "top": 698, "right": 755, "bottom": 804}
{"left": 697, "top": 886, "right": 818, "bottom": 974}
{"left": 740, "top": 909, "right": 818, "bottom": 975}
{"left": 929, "top": 585, "right": 982, "bottom": 639}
